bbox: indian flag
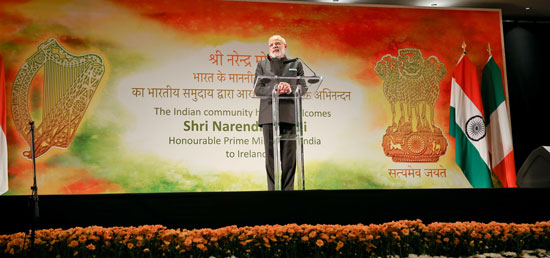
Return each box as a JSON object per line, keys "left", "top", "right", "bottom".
{"left": 449, "top": 54, "right": 493, "bottom": 188}
{"left": 481, "top": 56, "right": 517, "bottom": 187}
{"left": 1, "top": 53, "right": 8, "bottom": 194}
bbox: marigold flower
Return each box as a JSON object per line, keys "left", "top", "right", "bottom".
{"left": 336, "top": 241, "right": 344, "bottom": 251}
{"left": 144, "top": 248, "right": 150, "bottom": 253}
{"left": 86, "top": 244, "right": 96, "bottom": 251}
{"left": 197, "top": 243, "right": 207, "bottom": 251}
{"left": 78, "top": 235, "right": 87, "bottom": 244}
{"left": 309, "top": 231, "right": 317, "bottom": 238}
{"left": 68, "top": 240, "right": 79, "bottom": 248}
{"left": 316, "top": 239, "right": 324, "bottom": 247}
{"left": 184, "top": 238, "right": 193, "bottom": 246}
{"left": 454, "top": 238, "right": 460, "bottom": 245}
{"left": 301, "top": 236, "right": 309, "bottom": 241}
{"left": 127, "top": 243, "right": 135, "bottom": 249}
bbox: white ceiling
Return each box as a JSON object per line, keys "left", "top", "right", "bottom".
{"left": 261, "top": 0, "right": 550, "bottom": 19}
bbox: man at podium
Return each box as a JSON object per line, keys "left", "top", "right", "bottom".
{"left": 254, "top": 35, "right": 304, "bottom": 191}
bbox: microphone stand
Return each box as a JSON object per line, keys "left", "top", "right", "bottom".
{"left": 28, "top": 121, "right": 39, "bottom": 254}
{"left": 295, "top": 58, "right": 320, "bottom": 84}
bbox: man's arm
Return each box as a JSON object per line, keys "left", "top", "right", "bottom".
{"left": 253, "top": 63, "right": 276, "bottom": 97}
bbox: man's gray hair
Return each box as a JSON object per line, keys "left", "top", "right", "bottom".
{"left": 269, "top": 35, "right": 286, "bottom": 44}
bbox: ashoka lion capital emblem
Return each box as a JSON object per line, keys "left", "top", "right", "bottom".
{"left": 375, "top": 48, "right": 448, "bottom": 162}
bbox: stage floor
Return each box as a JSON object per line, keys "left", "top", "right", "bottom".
{"left": 1, "top": 188, "right": 548, "bottom": 234}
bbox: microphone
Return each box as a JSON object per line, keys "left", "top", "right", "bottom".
{"left": 290, "top": 57, "right": 320, "bottom": 84}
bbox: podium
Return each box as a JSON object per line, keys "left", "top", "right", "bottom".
{"left": 253, "top": 75, "right": 323, "bottom": 190}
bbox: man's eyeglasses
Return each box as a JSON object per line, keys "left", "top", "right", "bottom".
{"left": 269, "top": 41, "right": 284, "bottom": 48}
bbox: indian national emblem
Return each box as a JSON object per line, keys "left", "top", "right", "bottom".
{"left": 11, "top": 38, "right": 105, "bottom": 159}
{"left": 375, "top": 48, "right": 448, "bottom": 162}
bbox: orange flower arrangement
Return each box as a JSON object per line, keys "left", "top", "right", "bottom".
{"left": 0, "top": 220, "right": 549, "bottom": 257}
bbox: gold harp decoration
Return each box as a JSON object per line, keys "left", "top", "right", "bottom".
{"left": 11, "top": 38, "right": 105, "bottom": 159}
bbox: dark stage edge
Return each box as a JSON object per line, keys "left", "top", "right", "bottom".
{"left": 1, "top": 188, "right": 549, "bottom": 234}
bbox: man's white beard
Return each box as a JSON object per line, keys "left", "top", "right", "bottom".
{"left": 270, "top": 50, "right": 284, "bottom": 58}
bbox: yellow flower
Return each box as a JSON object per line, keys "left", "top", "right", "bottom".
{"left": 144, "top": 248, "right": 150, "bottom": 253}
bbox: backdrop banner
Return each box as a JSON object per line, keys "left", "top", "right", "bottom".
{"left": 0, "top": 0, "right": 507, "bottom": 194}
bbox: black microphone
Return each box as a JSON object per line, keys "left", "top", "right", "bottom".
{"left": 283, "top": 58, "right": 298, "bottom": 64}
{"left": 293, "top": 57, "right": 320, "bottom": 84}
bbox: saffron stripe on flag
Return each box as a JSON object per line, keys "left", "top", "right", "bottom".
{"left": 452, "top": 55, "right": 485, "bottom": 118}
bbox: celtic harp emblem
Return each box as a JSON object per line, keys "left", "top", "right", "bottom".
{"left": 374, "top": 48, "right": 448, "bottom": 162}
{"left": 11, "top": 38, "right": 105, "bottom": 159}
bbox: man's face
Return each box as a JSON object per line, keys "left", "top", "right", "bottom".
{"left": 269, "top": 39, "right": 286, "bottom": 58}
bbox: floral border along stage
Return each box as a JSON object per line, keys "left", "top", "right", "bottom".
{"left": 1, "top": 220, "right": 550, "bottom": 257}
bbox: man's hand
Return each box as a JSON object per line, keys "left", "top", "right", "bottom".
{"left": 277, "top": 82, "right": 291, "bottom": 94}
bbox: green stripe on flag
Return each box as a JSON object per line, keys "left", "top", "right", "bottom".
{"left": 481, "top": 58, "right": 505, "bottom": 125}
{"left": 450, "top": 107, "right": 493, "bottom": 188}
